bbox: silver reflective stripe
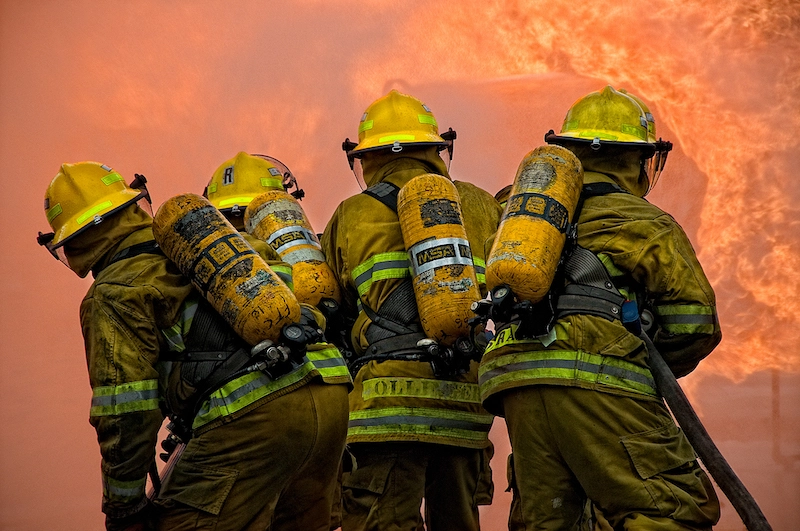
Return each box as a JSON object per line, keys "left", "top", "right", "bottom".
{"left": 408, "top": 237, "right": 473, "bottom": 276}
{"left": 103, "top": 474, "right": 146, "bottom": 502}
{"left": 90, "top": 380, "right": 160, "bottom": 417}
{"left": 266, "top": 225, "right": 321, "bottom": 254}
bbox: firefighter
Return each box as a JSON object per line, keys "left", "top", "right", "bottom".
{"left": 38, "top": 162, "right": 351, "bottom": 531}
{"left": 203, "top": 152, "right": 297, "bottom": 289}
{"left": 478, "top": 86, "right": 721, "bottom": 530}
{"left": 321, "top": 90, "right": 503, "bottom": 531}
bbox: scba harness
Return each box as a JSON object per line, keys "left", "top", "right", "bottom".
{"left": 351, "top": 181, "right": 486, "bottom": 378}
{"left": 474, "top": 182, "right": 649, "bottom": 340}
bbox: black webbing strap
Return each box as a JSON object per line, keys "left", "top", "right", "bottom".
{"left": 107, "top": 240, "right": 163, "bottom": 266}
{"left": 362, "top": 182, "right": 400, "bottom": 213}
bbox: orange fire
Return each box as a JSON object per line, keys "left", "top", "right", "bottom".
{"left": 346, "top": 0, "right": 800, "bottom": 380}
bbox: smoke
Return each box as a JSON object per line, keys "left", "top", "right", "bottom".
{"left": 344, "top": 0, "right": 800, "bottom": 379}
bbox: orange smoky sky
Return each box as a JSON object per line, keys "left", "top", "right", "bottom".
{"left": 1, "top": 1, "right": 798, "bottom": 530}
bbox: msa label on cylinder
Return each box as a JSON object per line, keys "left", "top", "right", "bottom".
{"left": 267, "top": 225, "right": 321, "bottom": 254}
{"left": 409, "top": 237, "right": 473, "bottom": 276}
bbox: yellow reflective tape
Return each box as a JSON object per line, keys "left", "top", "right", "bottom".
{"left": 207, "top": 182, "right": 218, "bottom": 194}
{"left": 655, "top": 304, "right": 715, "bottom": 316}
{"left": 260, "top": 177, "right": 283, "bottom": 188}
{"left": 359, "top": 120, "right": 374, "bottom": 133}
{"left": 76, "top": 201, "right": 113, "bottom": 225}
{"left": 352, "top": 251, "right": 410, "bottom": 278}
{"left": 101, "top": 172, "right": 124, "bottom": 185}
{"left": 598, "top": 253, "right": 625, "bottom": 277}
{"left": 46, "top": 203, "right": 63, "bottom": 223}
{"left": 418, "top": 114, "right": 437, "bottom": 126}
{"left": 379, "top": 134, "right": 416, "bottom": 143}
{"left": 219, "top": 196, "right": 253, "bottom": 207}
{"left": 362, "top": 377, "right": 481, "bottom": 403}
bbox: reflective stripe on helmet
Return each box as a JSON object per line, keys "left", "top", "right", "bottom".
{"left": 347, "top": 406, "right": 493, "bottom": 443}
{"left": 90, "top": 380, "right": 160, "bottom": 417}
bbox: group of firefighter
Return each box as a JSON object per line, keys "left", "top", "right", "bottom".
{"left": 39, "top": 85, "right": 722, "bottom": 531}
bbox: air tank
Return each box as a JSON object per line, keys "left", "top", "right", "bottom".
{"left": 244, "top": 190, "right": 341, "bottom": 307}
{"left": 153, "top": 193, "right": 301, "bottom": 345}
{"left": 485, "top": 145, "right": 583, "bottom": 303}
{"left": 397, "top": 173, "right": 481, "bottom": 346}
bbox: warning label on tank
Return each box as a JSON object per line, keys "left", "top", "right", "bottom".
{"left": 505, "top": 192, "right": 569, "bottom": 232}
{"left": 420, "top": 199, "right": 462, "bottom": 227}
{"left": 409, "top": 237, "right": 474, "bottom": 276}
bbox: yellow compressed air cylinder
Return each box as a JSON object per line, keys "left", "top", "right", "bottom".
{"left": 153, "top": 193, "right": 301, "bottom": 345}
{"left": 486, "top": 145, "right": 583, "bottom": 303}
{"left": 244, "top": 190, "right": 341, "bottom": 307}
{"left": 397, "top": 173, "right": 482, "bottom": 346}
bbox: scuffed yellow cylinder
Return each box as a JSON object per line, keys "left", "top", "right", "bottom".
{"left": 397, "top": 174, "right": 482, "bottom": 346}
{"left": 153, "top": 193, "right": 301, "bottom": 345}
{"left": 244, "top": 190, "right": 341, "bottom": 307}
{"left": 486, "top": 145, "right": 583, "bottom": 303}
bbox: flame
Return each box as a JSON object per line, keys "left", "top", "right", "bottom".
{"left": 345, "top": 0, "right": 800, "bottom": 380}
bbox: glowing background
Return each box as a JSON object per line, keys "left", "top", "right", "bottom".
{"left": 1, "top": 1, "right": 798, "bottom": 529}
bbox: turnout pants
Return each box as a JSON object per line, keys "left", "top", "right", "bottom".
{"left": 341, "top": 442, "right": 486, "bottom": 531}
{"left": 502, "top": 386, "right": 719, "bottom": 531}
{"left": 154, "top": 381, "right": 349, "bottom": 531}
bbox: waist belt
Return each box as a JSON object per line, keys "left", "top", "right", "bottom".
{"left": 349, "top": 332, "right": 430, "bottom": 375}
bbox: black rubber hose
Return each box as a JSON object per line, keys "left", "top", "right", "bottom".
{"left": 640, "top": 332, "right": 773, "bottom": 531}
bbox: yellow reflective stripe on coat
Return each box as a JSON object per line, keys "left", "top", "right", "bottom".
{"left": 352, "top": 251, "right": 411, "bottom": 297}
{"left": 480, "top": 328, "right": 658, "bottom": 398}
{"left": 362, "top": 377, "right": 481, "bottom": 404}
{"left": 348, "top": 406, "right": 493, "bottom": 442}
{"left": 472, "top": 256, "right": 486, "bottom": 285}
{"left": 272, "top": 263, "right": 294, "bottom": 291}
{"left": 161, "top": 298, "right": 199, "bottom": 352}
{"left": 90, "top": 380, "right": 160, "bottom": 417}
{"left": 352, "top": 253, "right": 487, "bottom": 296}
{"left": 655, "top": 304, "right": 718, "bottom": 335}
{"left": 193, "top": 347, "right": 348, "bottom": 429}
{"left": 102, "top": 473, "right": 146, "bottom": 504}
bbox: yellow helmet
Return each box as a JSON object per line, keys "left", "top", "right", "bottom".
{"left": 37, "top": 162, "right": 150, "bottom": 256}
{"left": 342, "top": 89, "right": 456, "bottom": 171}
{"left": 204, "top": 152, "right": 296, "bottom": 216}
{"left": 545, "top": 85, "right": 672, "bottom": 194}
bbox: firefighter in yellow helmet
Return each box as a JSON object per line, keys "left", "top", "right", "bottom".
{"left": 478, "top": 86, "right": 721, "bottom": 529}
{"left": 204, "top": 152, "right": 297, "bottom": 289}
{"left": 320, "top": 90, "right": 503, "bottom": 530}
{"left": 38, "top": 162, "right": 351, "bottom": 531}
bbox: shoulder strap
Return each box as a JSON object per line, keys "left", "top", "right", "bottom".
{"left": 362, "top": 182, "right": 400, "bottom": 213}
{"left": 108, "top": 240, "right": 163, "bottom": 266}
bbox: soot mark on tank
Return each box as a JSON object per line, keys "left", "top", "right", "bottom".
{"left": 274, "top": 209, "right": 304, "bottom": 223}
{"left": 172, "top": 205, "right": 222, "bottom": 246}
{"left": 519, "top": 162, "right": 556, "bottom": 191}
{"left": 420, "top": 199, "right": 462, "bottom": 227}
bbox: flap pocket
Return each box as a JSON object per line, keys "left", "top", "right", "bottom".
{"left": 621, "top": 423, "right": 697, "bottom": 479}
{"left": 342, "top": 454, "right": 396, "bottom": 495}
{"left": 160, "top": 461, "right": 238, "bottom": 515}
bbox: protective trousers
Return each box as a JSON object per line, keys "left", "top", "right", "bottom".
{"left": 155, "top": 381, "right": 349, "bottom": 530}
{"left": 502, "top": 386, "right": 719, "bottom": 531}
{"left": 341, "top": 442, "right": 486, "bottom": 531}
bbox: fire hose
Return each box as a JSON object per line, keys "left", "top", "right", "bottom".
{"left": 639, "top": 331, "right": 773, "bottom": 531}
